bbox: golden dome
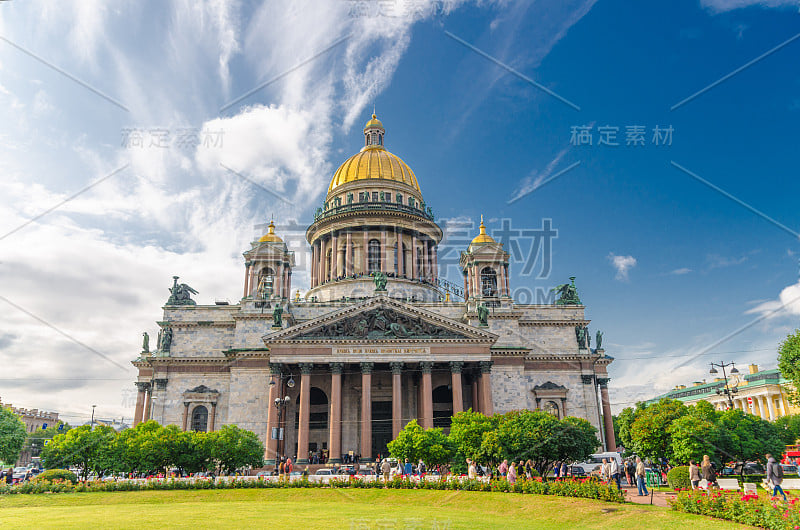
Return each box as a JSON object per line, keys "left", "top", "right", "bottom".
{"left": 327, "top": 113, "right": 421, "bottom": 195}
{"left": 471, "top": 216, "right": 496, "bottom": 245}
{"left": 258, "top": 220, "right": 283, "bottom": 243}
{"left": 328, "top": 148, "right": 420, "bottom": 193}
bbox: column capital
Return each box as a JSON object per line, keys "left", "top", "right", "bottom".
{"left": 479, "top": 360, "right": 493, "bottom": 374}
{"left": 597, "top": 377, "right": 611, "bottom": 387}
{"left": 449, "top": 361, "right": 464, "bottom": 374}
{"left": 419, "top": 361, "right": 434, "bottom": 374}
{"left": 135, "top": 382, "right": 151, "bottom": 392}
{"left": 360, "top": 362, "right": 374, "bottom": 374}
{"left": 329, "top": 362, "right": 344, "bottom": 374}
{"left": 269, "top": 363, "right": 282, "bottom": 375}
{"left": 154, "top": 378, "right": 168, "bottom": 390}
{"left": 390, "top": 361, "right": 404, "bottom": 375}
{"left": 183, "top": 402, "right": 190, "bottom": 408}
{"left": 299, "top": 362, "right": 314, "bottom": 375}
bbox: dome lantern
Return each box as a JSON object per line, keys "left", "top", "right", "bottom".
{"left": 364, "top": 113, "right": 385, "bottom": 148}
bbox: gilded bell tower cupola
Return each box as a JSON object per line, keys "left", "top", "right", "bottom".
{"left": 364, "top": 114, "right": 385, "bottom": 147}
{"left": 242, "top": 218, "right": 295, "bottom": 302}
{"left": 460, "top": 215, "right": 511, "bottom": 301}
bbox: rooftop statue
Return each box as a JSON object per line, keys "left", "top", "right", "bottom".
{"left": 372, "top": 270, "right": 387, "bottom": 291}
{"left": 575, "top": 325, "right": 587, "bottom": 349}
{"left": 477, "top": 303, "right": 489, "bottom": 326}
{"left": 272, "top": 305, "right": 283, "bottom": 328}
{"left": 596, "top": 330, "right": 603, "bottom": 350}
{"left": 552, "top": 276, "right": 581, "bottom": 305}
{"left": 166, "top": 276, "right": 198, "bottom": 306}
{"left": 141, "top": 332, "right": 150, "bottom": 353}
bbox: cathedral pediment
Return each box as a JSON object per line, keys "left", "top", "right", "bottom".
{"left": 264, "top": 296, "right": 497, "bottom": 344}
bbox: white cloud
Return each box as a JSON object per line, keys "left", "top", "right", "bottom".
{"left": 746, "top": 280, "right": 800, "bottom": 319}
{"left": 700, "top": 0, "right": 796, "bottom": 13}
{"left": 607, "top": 253, "right": 637, "bottom": 281}
{"left": 670, "top": 267, "right": 692, "bottom": 275}
{"left": 508, "top": 144, "right": 574, "bottom": 204}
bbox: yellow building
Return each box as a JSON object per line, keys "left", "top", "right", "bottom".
{"left": 647, "top": 364, "right": 799, "bottom": 420}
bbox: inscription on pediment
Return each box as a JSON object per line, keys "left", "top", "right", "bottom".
{"left": 296, "top": 308, "right": 467, "bottom": 340}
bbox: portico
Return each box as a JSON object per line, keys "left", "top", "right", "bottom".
{"left": 263, "top": 296, "right": 496, "bottom": 464}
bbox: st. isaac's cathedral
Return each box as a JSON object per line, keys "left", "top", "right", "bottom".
{"left": 131, "top": 114, "right": 616, "bottom": 465}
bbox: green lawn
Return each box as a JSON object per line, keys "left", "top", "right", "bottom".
{"left": 0, "top": 489, "right": 751, "bottom": 529}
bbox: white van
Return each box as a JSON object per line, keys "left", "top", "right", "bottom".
{"left": 572, "top": 452, "right": 623, "bottom": 475}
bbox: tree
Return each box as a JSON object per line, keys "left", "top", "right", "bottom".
{"left": 629, "top": 399, "right": 687, "bottom": 462}
{"left": 208, "top": 425, "right": 264, "bottom": 474}
{"left": 494, "top": 410, "right": 598, "bottom": 475}
{"left": 448, "top": 410, "right": 497, "bottom": 470}
{"left": 669, "top": 415, "right": 722, "bottom": 464}
{"left": 40, "top": 425, "right": 114, "bottom": 479}
{"left": 774, "top": 414, "right": 800, "bottom": 445}
{"left": 779, "top": 329, "right": 800, "bottom": 404}
{"left": 615, "top": 403, "right": 646, "bottom": 454}
{"left": 0, "top": 407, "right": 26, "bottom": 465}
{"left": 24, "top": 423, "right": 71, "bottom": 462}
{"left": 388, "top": 420, "right": 424, "bottom": 463}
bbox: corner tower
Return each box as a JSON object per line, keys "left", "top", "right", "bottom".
{"left": 306, "top": 114, "right": 443, "bottom": 302}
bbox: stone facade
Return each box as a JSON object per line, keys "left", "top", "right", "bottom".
{"left": 130, "top": 113, "right": 616, "bottom": 465}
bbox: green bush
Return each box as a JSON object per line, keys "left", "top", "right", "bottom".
{"left": 34, "top": 469, "right": 78, "bottom": 484}
{"left": 666, "top": 466, "right": 690, "bottom": 490}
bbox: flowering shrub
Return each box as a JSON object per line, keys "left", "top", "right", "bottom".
{"left": 0, "top": 476, "right": 623, "bottom": 503}
{"left": 669, "top": 490, "right": 800, "bottom": 529}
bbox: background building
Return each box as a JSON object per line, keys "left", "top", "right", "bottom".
{"left": 646, "top": 364, "right": 799, "bottom": 420}
{"left": 130, "top": 114, "right": 616, "bottom": 465}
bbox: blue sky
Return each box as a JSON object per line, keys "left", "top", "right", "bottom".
{"left": 1, "top": 0, "right": 799, "bottom": 423}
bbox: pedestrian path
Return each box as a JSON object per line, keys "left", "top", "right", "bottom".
{"left": 622, "top": 486, "right": 672, "bottom": 508}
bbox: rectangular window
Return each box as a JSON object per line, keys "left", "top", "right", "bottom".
{"left": 396, "top": 193, "right": 402, "bottom": 204}
{"left": 372, "top": 191, "right": 379, "bottom": 202}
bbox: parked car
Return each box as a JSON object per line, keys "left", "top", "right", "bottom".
{"left": 13, "top": 467, "right": 28, "bottom": 480}
{"left": 781, "top": 464, "right": 798, "bottom": 475}
{"left": 315, "top": 469, "right": 336, "bottom": 476}
{"left": 572, "top": 452, "right": 623, "bottom": 476}
{"left": 255, "top": 471, "right": 272, "bottom": 478}
{"left": 567, "top": 466, "right": 587, "bottom": 477}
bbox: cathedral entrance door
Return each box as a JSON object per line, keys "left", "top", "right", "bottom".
{"left": 372, "top": 401, "right": 392, "bottom": 458}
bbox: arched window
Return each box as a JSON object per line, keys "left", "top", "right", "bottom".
{"left": 368, "top": 239, "right": 381, "bottom": 273}
{"left": 481, "top": 267, "right": 497, "bottom": 297}
{"left": 257, "top": 268, "right": 275, "bottom": 299}
{"left": 543, "top": 401, "right": 560, "bottom": 418}
{"left": 191, "top": 405, "right": 208, "bottom": 432}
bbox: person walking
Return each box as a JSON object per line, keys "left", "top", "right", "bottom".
{"left": 600, "top": 458, "right": 609, "bottom": 482}
{"left": 701, "top": 455, "right": 717, "bottom": 489}
{"left": 689, "top": 460, "right": 701, "bottom": 490}
{"left": 525, "top": 460, "right": 533, "bottom": 480}
{"left": 403, "top": 458, "right": 412, "bottom": 476}
{"left": 609, "top": 458, "right": 621, "bottom": 490}
{"left": 766, "top": 453, "right": 787, "bottom": 501}
{"left": 498, "top": 459, "right": 508, "bottom": 477}
{"left": 380, "top": 459, "right": 391, "bottom": 483}
{"left": 508, "top": 462, "right": 517, "bottom": 485}
{"left": 624, "top": 460, "right": 633, "bottom": 487}
{"left": 635, "top": 457, "right": 648, "bottom": 496}
{"left": 468, "top": 459, "right": 477, "bottom": 480}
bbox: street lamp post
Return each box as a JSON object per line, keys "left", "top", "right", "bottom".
{"left": 709, "top": 361, "right": 740, "bottom": 410}
{"left": 90, "top": 405, "right": 96, "bottom": 428}
{"left": 273, "top": 396, "right": 291, "bottom": 461}
{"left": 269, "top": 371, "right": 295, "bottom": 463}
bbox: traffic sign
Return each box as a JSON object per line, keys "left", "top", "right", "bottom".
{"left": 42, "top": 423, "right": 47, "bottom": 429}
{"left": 747, "top": 397, "right": 753, "bottom": 405}
{"left": 44, "top": 440, "right": 49, "bottom": 446}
